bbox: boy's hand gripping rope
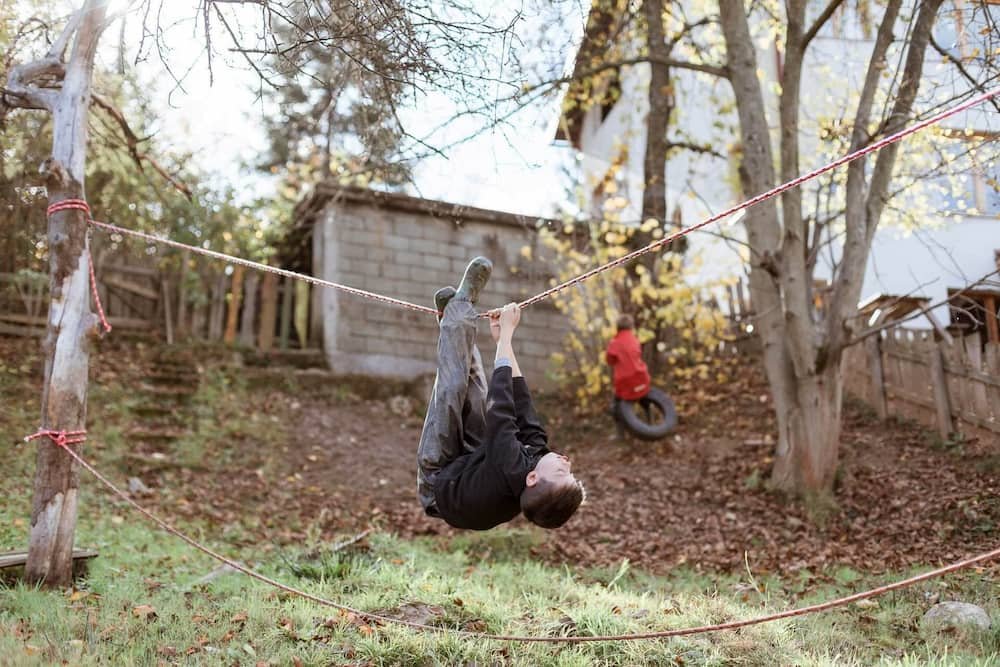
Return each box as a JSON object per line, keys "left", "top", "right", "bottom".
{"left": 46, "top": 199, "right": 112, "bottom": 335}
{"left": 84, "top": 87, "right": 998, "bottom": 319}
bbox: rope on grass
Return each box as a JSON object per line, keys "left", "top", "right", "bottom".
{"left": 83, "top": 87, "right": 1000, "bottom": 319}
{"left": 46, "top": 199, "right": 112, "bottom": 335}
{"left": 39, "top": 436, "right": 1000, "bottom": 644}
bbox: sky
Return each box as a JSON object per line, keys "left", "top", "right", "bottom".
{"left": 96, "top": 0, "right": 583, "bottom": 218}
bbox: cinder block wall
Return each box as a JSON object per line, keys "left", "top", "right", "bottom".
{"left": 312, "top": 191, "right": 569, "bottom": 389}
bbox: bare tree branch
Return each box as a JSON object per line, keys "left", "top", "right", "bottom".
{"left": 802, "top": 0, "right": 846, "bottom": 50}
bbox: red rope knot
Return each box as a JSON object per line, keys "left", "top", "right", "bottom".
{"left": 45, "top": 199, "right": 112, "bottom": 335}
{"left": 24, "top": 429, "right": 87, "bottom": 448}
{"left": 46, "top": 199, "right": 91, "bottom": 217}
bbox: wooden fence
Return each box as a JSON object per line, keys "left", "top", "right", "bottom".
{"left": 844, "top": 328, "right": 1000, "bottom": 443}
{"left": 0, "top": 258, "right": 318, "bottom": 352}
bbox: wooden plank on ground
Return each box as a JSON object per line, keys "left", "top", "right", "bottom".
{"left": 0, "top": 548, "right": 97, "bottom": 570}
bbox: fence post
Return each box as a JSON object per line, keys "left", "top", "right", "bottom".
{"left": 161, "top": 278, "right": 174, "bottom": 345}
{"left": 279, "top": 276, "right": 293, "bottom": 350}
{"left": 223, "top": 264, "right": 245, "bottom": 345}
{"left": 176, "top": 250, "right": 189, "bottom": 338}
{"left": 239, "top": 272, "right": 259, "bottom": 348}
{"left": 258, "top": 271, "right": 278, "bottom": 352}
{"left": 865, "top": 335, "right": 888, "bottom": 419}
{"left": 929, "top": 340, "right": 954, "bottom": 440}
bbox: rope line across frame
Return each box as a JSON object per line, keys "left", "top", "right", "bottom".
{"left": 82, "top": 87, "right": 1000, "bottom": 318}
{"left": 51, "top": 439, "right": 1000, "bottom": 644}
{"left": 34, "top": 86, "right": 1000, "bottom": 643}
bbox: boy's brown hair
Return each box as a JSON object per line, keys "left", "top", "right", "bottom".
{"left": 520, "top": 479, "right": 585, "bottom": 529}
{"left": 616, "top": 314, "right": 634, "bottom": 331}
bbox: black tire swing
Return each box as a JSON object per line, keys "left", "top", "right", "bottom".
{"left": 616, "top": 387, "right": 677, "bottom": 440}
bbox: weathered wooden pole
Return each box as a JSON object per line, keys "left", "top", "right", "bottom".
{"left": 15, "top": 0, "right": 111, "bottom": 586}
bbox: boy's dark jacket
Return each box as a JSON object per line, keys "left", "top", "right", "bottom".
{"left": 432, "top": 366, "right": 549, "bottom": 530}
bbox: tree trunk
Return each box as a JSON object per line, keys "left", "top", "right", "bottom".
{"left": 770, "top": 359, "right": 843, "bottom": 492}
{"left": 26, "top": 0, "right": 109, "bottom": 587}
{"left": 719, "top": 0, "right": 944, "bottom": 496}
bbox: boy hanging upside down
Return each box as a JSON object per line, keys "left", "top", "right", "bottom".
{"left": 416, "top": 256, "right": 585, "bottom": 530}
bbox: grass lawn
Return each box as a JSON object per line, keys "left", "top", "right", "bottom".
{"left": 1, "top": 342, "right": 997, "bottom": 665}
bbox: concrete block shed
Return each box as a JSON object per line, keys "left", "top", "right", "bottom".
{"left": 286, "top": 185, "right": 570, "bottom": 388}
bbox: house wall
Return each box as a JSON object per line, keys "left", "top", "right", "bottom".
{"left": 567, "top": 3, "right": 998, "bottom": 309}
{"left": 313, "top": 198, "right": 570, "bottom": 388}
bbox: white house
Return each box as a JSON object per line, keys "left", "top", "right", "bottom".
{"left": 554, "top": 1, "right": 1000, "bottom": 341}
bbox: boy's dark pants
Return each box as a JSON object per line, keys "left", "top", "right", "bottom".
{"left": 416, "top": 299, "right": 487, "bottom": 516}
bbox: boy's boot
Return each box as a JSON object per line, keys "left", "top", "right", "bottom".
{"left": 454, "top": 256, "right": 492, "bottom": 304}
{"left": 434, "top": 286, "right": 456, "bottom": 322}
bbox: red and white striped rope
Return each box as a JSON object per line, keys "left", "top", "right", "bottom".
{"left": 517, "top": 87, "right": 1000, "bottom": 310}
{"left": 46, "top": 199, "right": 112, "bottom": 334}
{"left": 84, "top": 88, "right": 997, "bottom": 319}
{"left": 86, "top": 219, "right": 440, "bottom": 317}
{"left": 44, "top": 436, "right": 1000, "bottom": 644}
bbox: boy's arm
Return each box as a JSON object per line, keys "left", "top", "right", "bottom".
{"left": 513, "top": 377, "right": 548, "bottom": 456}
{"left": 484, "top": 366, "right": 524, "bottom": 474}
{"left": 485, "top": 304, "right": 528, "bottom": 475}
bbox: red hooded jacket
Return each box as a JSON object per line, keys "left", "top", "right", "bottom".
{"left": 605, "top": 329, "right": 651, "bottom": 400}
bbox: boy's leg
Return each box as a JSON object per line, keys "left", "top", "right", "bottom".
{"left": 461, "top": 344, "right": 487, "bottom": 453}
{"left": 416, "top": 298, "right": 480, "bottom": 514}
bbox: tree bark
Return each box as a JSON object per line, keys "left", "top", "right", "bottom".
{"left": 640, "top": 0, "right": 670, "bottom": 238}
{"left": 26, "top": 0, "right": 110, "bottom": 587}
{"left": 719, "top": 0, "right": 945, "bottom": 495}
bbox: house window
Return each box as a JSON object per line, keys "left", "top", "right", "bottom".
{"left": 948, "top": 287, "right": 1000, "bottom": 344}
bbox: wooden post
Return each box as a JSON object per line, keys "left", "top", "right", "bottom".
{"left": 735, "top": 278, "right": 748, "bottom": 318}
{"left": 208, "top": 273, "right": 226, "bottom": 341}
{"left": 223, "top": 265, "right": 244, "bottom": 345}
{"left": 12, "top": 0, "right": 111, "bottom": 587}
{"left": 161, "top": 278, "right": 174, "bottom": 345}
{"left": 865, "top": 335, "right": 888, "bottom": 419}
{"left": 175, "top": 250, "right": 189, "bottom": 338}
{"left": 294, "top": 280, "right": 310, "bottom": 349}
{"left": 984, "top": 295, "right": 999, "bottom": 344}
{"left": 279, "top": 277, "right": 293, "bottom": 350}
{"left": 964, "top": 332, "right": 989, "bottom": 423}
{"left": 985, "top": 343, "right": 1000, "bottom": 424}
{"left": 929, "top": 341, "right": 954, "bottom": 440}
{"left": 258, "top": 272, "right": 278, "bottom": 352}
{"left": 239, "top": 272, "right": 259, "bottom": 348}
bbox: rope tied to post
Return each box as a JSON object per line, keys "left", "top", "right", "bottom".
{"left": 46, "top": 198, "right": 112, "bottom": 335}
{"left": 24, "top": 429, "right": 87, "bottom": 447}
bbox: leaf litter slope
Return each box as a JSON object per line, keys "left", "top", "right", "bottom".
{"left": 5, "top": 337, "right": 997, "bottom": 578}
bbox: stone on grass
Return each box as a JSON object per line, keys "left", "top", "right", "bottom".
{"left": 128, "top": 477, "right": 152, "bottom": 495}
{"left": 921, "top": 601, "right": 992, "bottom": 634}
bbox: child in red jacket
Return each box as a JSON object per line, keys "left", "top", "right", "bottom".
{"left": 605, "top": 314, "right": 651, "bottom": 402}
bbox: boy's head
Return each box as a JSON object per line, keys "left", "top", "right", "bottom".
{"left": 616, "top": 314, "right": 634, "bottom": 331}
{"left": 520, "top": 452, "right": 584, "bottom": 529}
